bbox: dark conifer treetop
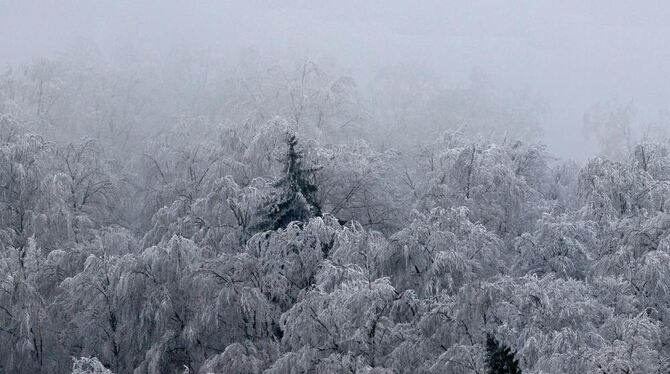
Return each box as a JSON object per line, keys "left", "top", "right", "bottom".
{"left": 256, "top": 132, "right": 322, "bottom": 231}
{"left": 486, "top": 334, "right": 522, "bottom": 374}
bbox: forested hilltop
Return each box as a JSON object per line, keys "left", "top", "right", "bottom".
{"left": 1, "top": 48, "right": 670, "bottom": 373}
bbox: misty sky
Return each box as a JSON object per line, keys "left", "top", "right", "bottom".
{"left": 3, "top": 0, "right": 670, "bottom": 158}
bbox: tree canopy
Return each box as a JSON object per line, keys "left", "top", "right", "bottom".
{"left": 0, "top": 50, "right": 669, "bottom": 374}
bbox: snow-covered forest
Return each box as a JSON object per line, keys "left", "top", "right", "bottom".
{"left": 3, "top": 3, "right": 670, "bottom": 374}
{"left": 1, "top": 45, "right": 669, "bottom": 374}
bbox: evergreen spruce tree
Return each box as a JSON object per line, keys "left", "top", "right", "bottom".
{"left": 256, "top": 133, "right": 322, "bottom": 231}
{"left": 486, "top": 334, "right": 521, "bottom": 374}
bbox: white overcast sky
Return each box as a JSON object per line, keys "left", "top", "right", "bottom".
{"left": 2, "top": 0, "right": 670, "bottom": 157}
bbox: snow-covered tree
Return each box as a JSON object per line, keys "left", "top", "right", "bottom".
{"left": 255, "top": 133, "right": 321, "bottom": 232}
